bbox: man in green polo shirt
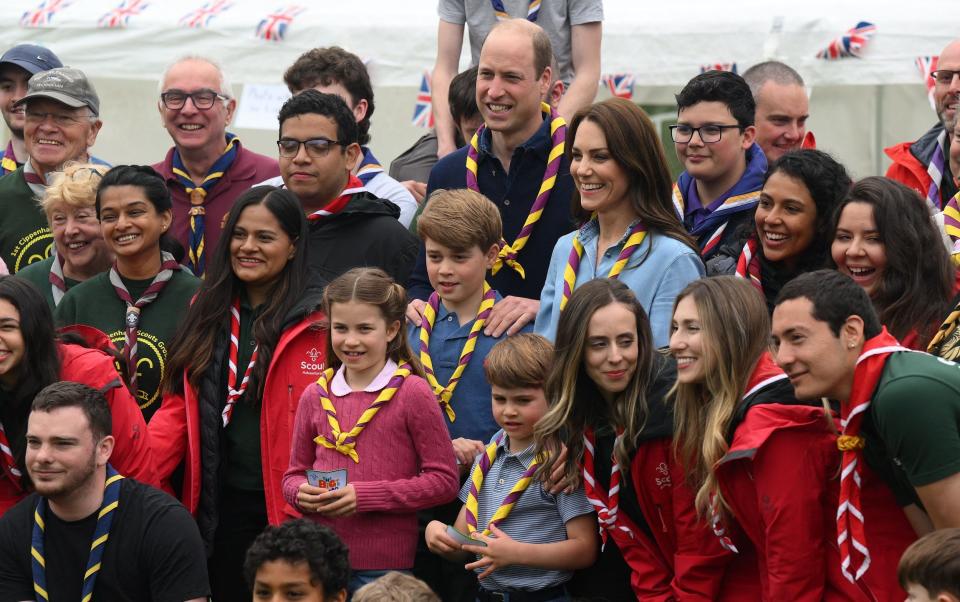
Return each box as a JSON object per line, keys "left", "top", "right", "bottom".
{"left": 0, "top": 66, "right": 102, "bottom": 272}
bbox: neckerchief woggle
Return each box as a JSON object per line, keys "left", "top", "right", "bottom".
{"left": 356, "top": 147, "right": 383, "bottom": 186}
{"left": 307, "top": 174, "right": 364, "bottom": 222}
{"left": 419, "top": 282, "right": 496, "bottom": 421}
{"left": 464, "top": 431, "right": 541, "bottom": 537}
{"left": 313, "top": 363, "right": 411, "bottom": 462}
{"left": 171, "top": 133, "right": 240, "bottom": 277}
{"left": 466, "top": 101, "right": 565, "bottom": 278}
{"left": 583, "top": 426, "right": 634, "bottom": 548}
{"left": 560, "top": 219, "right": 647, "bottom": 311}
{"left": 928, "top": 295, "right": 960, "bottom": 358}
{"left": 32, "top": 465, "right": 124, "bottom": 602}
{"left": 491, "top": 0, "right": 540, "bottom": 21}
{"left": 221, "top": 296, "right": 259, "bottom": 427}
{"left": 672, "top": 143, "right": 766, "bottom": 259}
{"left": 836, "top": 329, "right": 909, "bottom": 584}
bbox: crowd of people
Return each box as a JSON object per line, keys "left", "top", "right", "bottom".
{"left": 0, "top": 1, "right": 959, "bottom": 601}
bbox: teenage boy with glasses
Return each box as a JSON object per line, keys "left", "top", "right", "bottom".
{"left": 152, "top": 56, "right": 279, "bottom": 277}
{"left": 277, "top": 90, "right": 418, "bottom": 285}
{"left": 671, "top": 70, "right": 767, "bottom": 269}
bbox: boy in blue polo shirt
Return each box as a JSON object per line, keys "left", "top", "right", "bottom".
{"left": 425, "top": 334, "right": 596, "bottom": 600}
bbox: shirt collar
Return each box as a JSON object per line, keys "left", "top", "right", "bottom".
{"left": 435, "top": 290, "right": 504, "bottom": 322}
{"left": 575, "top": 218, "right": 642, "bottom": 246}
{"left": 476, "top": 111, "right": 553, "bottom": 159}
{"left": 331, "top": 358, "right": 398, "bottom": 396}
{"left": 495, "top": 431, "right": 537, "bottom": 469}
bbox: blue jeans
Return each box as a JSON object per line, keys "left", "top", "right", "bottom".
{"left": 348, "top": 569, "right": 411, "bottom": 597}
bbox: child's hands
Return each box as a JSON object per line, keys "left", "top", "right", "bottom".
{"left": 296, "top": 482, "right": 327, "bottom": 513}
{"left": 452, "top": 438, "right": 485, "bottom": 467}
{"left": 463, "top": 524, "right": 521, "bottom": 579}
{"left": 425, "top": 520, "right": 461, "bottom": 555}
{"left": 314, "top": 484, "right": 357, "bottom": 517}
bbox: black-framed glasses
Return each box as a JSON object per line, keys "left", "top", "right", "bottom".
{"left": 159, "top": 89, "right": 229, "bottom": 110}
{"left": 932, "top": 70, "right": 960, "bottom": 85}
{"left": 669, "top": 124, "right": 743, "bottom": 144}
{"left": 277, "top": 137, "right": 347, "bottom": 158}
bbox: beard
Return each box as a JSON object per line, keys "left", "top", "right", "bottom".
{"left": 29, "top": 450, "right": 98, "bottom": 501}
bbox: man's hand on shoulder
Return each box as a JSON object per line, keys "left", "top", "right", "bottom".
{"left": 483, "top": 296, "right": 539, "bottom": 337}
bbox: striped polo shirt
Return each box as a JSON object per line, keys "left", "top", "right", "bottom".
{"left": 458, "top": 431, "right": 594, "bottom": 592}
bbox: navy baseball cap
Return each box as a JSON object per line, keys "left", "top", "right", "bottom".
{"left": 0, "top": 44, "right": 63, "bottom": 75}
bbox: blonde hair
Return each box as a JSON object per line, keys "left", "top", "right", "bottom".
{"left": 483, "top": 333, "right": 552, "bottom": 389}
{"left": 321, "top": 267, "right": 424, "bottom": 377}
{"left": 352, "top": 572, "right": 440, "bottom": 602}
{"left": 417, "top": 188, "right": 502, "bottom": 252}
{"left": 669, "top": 277, "right": 770, "bottom": 517}
{"left": 40, "top": 162, "right": 108, "bottom": 217}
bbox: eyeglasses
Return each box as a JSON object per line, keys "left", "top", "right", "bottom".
{"left": 932, "top": 70, "right": 960, "bottom": 85}
{"left": 277, "top": 137, "right": 347, "bottom": 158}
{"left": 25, "top": 111, "right": 95, "bottom": 127}
{"left": 669, "top": 124, "right": 743, "bottom": 144}
{"left": 159, "top": 89, "right": 229, "bottom": 110}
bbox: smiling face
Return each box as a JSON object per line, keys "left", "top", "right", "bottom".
{"left": 23, "top": 97, "right": 101, "bottom": 175}
{"left": 571, "top": 119, "right": 631, "bottom": 217}
{"left": 159, "top": 58, "right": 235, "bottom": 155}
{"left": 0, "top": 63, "right": 31, "bottom": 136}
{"left": 48, "top": 200, "right": 111, "bottom": 280}
{"left": 754, "top": 81, "right": 809, "bottom": 162}
{"left": 279, "top": 113, "right": 359, "bottom": 212}
{"left": 755, "top": 171, "right": 817, "bottom": 267}
{"left": 25, "top": 406, "right": 112, "bottom": 501}
{"left": 329, "top": 300, "right": 400, "bottom": 387}
{"left": 491, "top": 384, "right": 548, "bottom": 450}
{"left": 831, "top": 202, "right": 886, "bottom": 297}
{"left": 583, "top": 302, "right": 639, "bottom": 399}
{"left": 230, "top": 202, "right": 296, "bottom": 301}
{"left": 675, "top": 101, "right": 754, "bottom": 185}
{"left": 97, "top": 184, "right": 172, "bottom": 264}
{"left": 0, "top": 299, "right": 25, "bottom": 387}
{"left": 669, "top": 295, "right": 706, "bottom": 385}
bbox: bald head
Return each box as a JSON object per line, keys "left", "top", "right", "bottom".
{"left": 484, "top": 19, "right": 553, "bottom": 79}
{"left": 936, "top": 40, "right": 960, "bottom": 131}
{"left": 743, "top": 61, "right": 809, "bottom": 162}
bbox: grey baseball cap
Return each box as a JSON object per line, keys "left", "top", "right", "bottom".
{"left": 13, "top": 67, "right": 100, "bottom": 116}
{"left": 0, "top": 44, "right": 63, "bottom": 75}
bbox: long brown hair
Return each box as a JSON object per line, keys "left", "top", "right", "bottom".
{"left": 567, "top": 98, "right": 697, "bottom": 253}
{"left": 534, "top": 279, "right": 656, "bottom": 482}
{"left": 669, "top": 277, "right": 770, "bottom": 516}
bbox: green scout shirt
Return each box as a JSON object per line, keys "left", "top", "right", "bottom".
{"left": 16, "top": 256, "right": 81, "bottom": 310}
{"left": 54, "top": 269, "right": 200, "bottom": 421}
{"left": 0, "top": 168, "right": 51, "bottom": 273}
{"left": 863, "top": 351, "right": 960, "bottom": 507}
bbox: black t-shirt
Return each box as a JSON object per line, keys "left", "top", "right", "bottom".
{"left": 0, "top": 478, "right": 210, "bottom": 602}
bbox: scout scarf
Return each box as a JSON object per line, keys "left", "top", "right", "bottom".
{"left": 924, "top": 130, "right": 947, "bottom": 213}
{"left": 419, "top": 282, "right": 496, "bottom": 421}
{"left": 491, "top": 0, "right": 540, "bottom": 21}
{"left": 23, "top": 160, "right": 47, "bottom": 198}
{"left": 0, "top": 421, "right": 22, "bottom": 489}
{"left": 672, "top": 143, "right": 766, "bottom": 258}
{"left": 464, "top": 431, "right": 541, "bottom": 537}
{"left": 221, "top": 297, "right": 259, "bottom": 427}
{"left": 171, "top": 133, "right": 240, "bottom": 277}
{"left": 583, "top": 426, "right": 634, "bottom": 547}
{"left": 941, "top": 189, "right": 960, "bottom": 257}
{"left": 307, "top": 174, "right": 364, "bottom": 222}
{"left": 1, "top": 140, "right": 18, "bottom": 175}
{"left": 32, "top": 465, "right": 124, "bottom": 602}
{"left": 837, "top": 329, "right": 908, "bottom": 583}
{"left": 109, "top": 251, "right": 181, "bottom": 394}
{"left": 560, "top": 219, "right": 647, "bottom": 311}
{"left": 734, "top": 236, "right": 762, "bottom": 293}
{"left": 356, "top": 148, "right": 383, "bottom": 186}
{"left": 48, "top": 250, "right": 68, "bottom": 306}
{"left": 466, "top": 102, "right": 565, "bottom": 278}
{"left": 313, "top": 363, "right": 411, "bottom": 462}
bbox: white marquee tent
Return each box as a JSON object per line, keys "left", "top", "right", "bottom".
{"left": 1, "top": 0, "right": 958, "bottom": 177}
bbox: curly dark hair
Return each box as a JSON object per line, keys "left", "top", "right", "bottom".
{"left": 278, "top": 89, "right": 359, "bottom": 147}
{"left": 675, "top": 70, "right": 756, "bottom": 128}
{"left": 243, "top": 519, "right": 350, "bottom": 594}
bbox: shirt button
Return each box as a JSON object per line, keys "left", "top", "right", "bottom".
{"left": 503, "top": 199, "right": 511, "bottom": 206}
{"left": 447, "top": 315, "right": 454, "bottom": 322}
{"left": 498, "top": 478, "right": 505, "bottom": 485}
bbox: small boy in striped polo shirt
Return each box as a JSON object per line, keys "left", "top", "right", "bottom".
{"left": 425, "top": 334, "right": 597, "bottom": 601}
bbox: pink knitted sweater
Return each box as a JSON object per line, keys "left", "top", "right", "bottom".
{"left": 282, "top": 365, "right": 459, "bottom": 570}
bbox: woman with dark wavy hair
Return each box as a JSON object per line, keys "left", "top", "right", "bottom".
{"left": 830, "top": 176, "right": 955, "bottom": 349}
{"left": 149, "top": 185, "right": 327, "bottom": 601}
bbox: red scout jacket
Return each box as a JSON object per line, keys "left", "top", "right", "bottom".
{"left": 148, "top": 309, "right": 327, "bottom": 526}
{"left": 884, "top": 141, "right": 932, "bottom": 199}
{"left": 716, "top": 354, "right": 913, "bottom": 601}
{"left": 0, "top": 342, "right": 157, "bottom": 515}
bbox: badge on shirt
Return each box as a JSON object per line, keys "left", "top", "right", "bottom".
{"left": 307, "top": 469, "right": 347, "bottom": 491}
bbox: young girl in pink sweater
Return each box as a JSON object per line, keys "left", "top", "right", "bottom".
{"left": 282, "top": 268, "right": 459, "bottom": 592}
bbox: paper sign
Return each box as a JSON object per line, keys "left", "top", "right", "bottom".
{"left": 234, "top": 84, "right": 292, "bottom": 130}
{"left": 307, "top": 469, "right": 347, "bottom": 491}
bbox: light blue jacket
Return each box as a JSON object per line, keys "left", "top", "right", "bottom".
{"left": 534, "top": 220, "right": 705, "bottom": 347}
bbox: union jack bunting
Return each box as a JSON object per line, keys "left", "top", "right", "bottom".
{"left": 20, "top": 0, "right": 71, "bottom": 28}
{"left": 255, "top": 5, "right": 304, "bottom": 41}
{"left": 602, "top": 74, "right": 635, "bottom": 100}
{"left": 816, "top": 21, "right": 876, "bottom": 60}
{"left": 98, "top": 0, "right": 149, "bottom": 28}
{"left": 916, "top": 56, "right": 940, "bottom": 111}
{"left": 179, "top": 0, "right": 233, "bottom": 29}
{"left": 412, "top": 70, "right": 435, "bottom": 129}
{"left": 700, "top": 63, "right": 738, "bottom": 74}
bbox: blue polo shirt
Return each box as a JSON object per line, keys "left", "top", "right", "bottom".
{"left": 407, "top": 291, "right": 530, "bottom": 443}
{"left": 408, "top": 115, "right": 576, "bottom": 301}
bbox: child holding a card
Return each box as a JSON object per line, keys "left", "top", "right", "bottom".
{"left": 283, "top": 268, "right": 459, "bottom": 594}
{"left": 424, "top": 334, "right": 597, "bottom": 600}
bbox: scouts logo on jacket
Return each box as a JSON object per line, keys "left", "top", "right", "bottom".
{"left": 108, "top": 329, "right": 166, "bottom": 412}
{"left": 301, "top": 347, "right": 324, "bottom": 376}
{"left": 11, "top": 228, "right": 52, "bottom": 272}
{"left": 655, "top": 462, "right": 671, "bottom": 489}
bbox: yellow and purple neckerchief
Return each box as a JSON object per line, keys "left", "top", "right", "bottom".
{"left": 419, "top": 282, "right": 496, "bottom": 421}
{"left": 1, "top": 141, "right": 19, "bottom": 176}
{"left": 313, "top": 363, "right": 411, "bottom": 463}
{"left": 356, "top": 147, "right": 383, "bottom": 186}
{"left": 464, "top": 431, "right": 541, "bottom": 537}
{"left": 734, "top": 236, "right": 763, "bottom": 293}
{"left": 171, "top": 133, "right": 240, "bottom": 277}
{"left": 491, "top": 0, "right": 540, "bottom": 21}
{"left": 466, "top": 102, "right": 565, "bottom": 278}
{"left": 941, "top": 188, "right": 960, "bottom": 265}
{"left": 560, "top": 219, "right": 647, "bottom": 311}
